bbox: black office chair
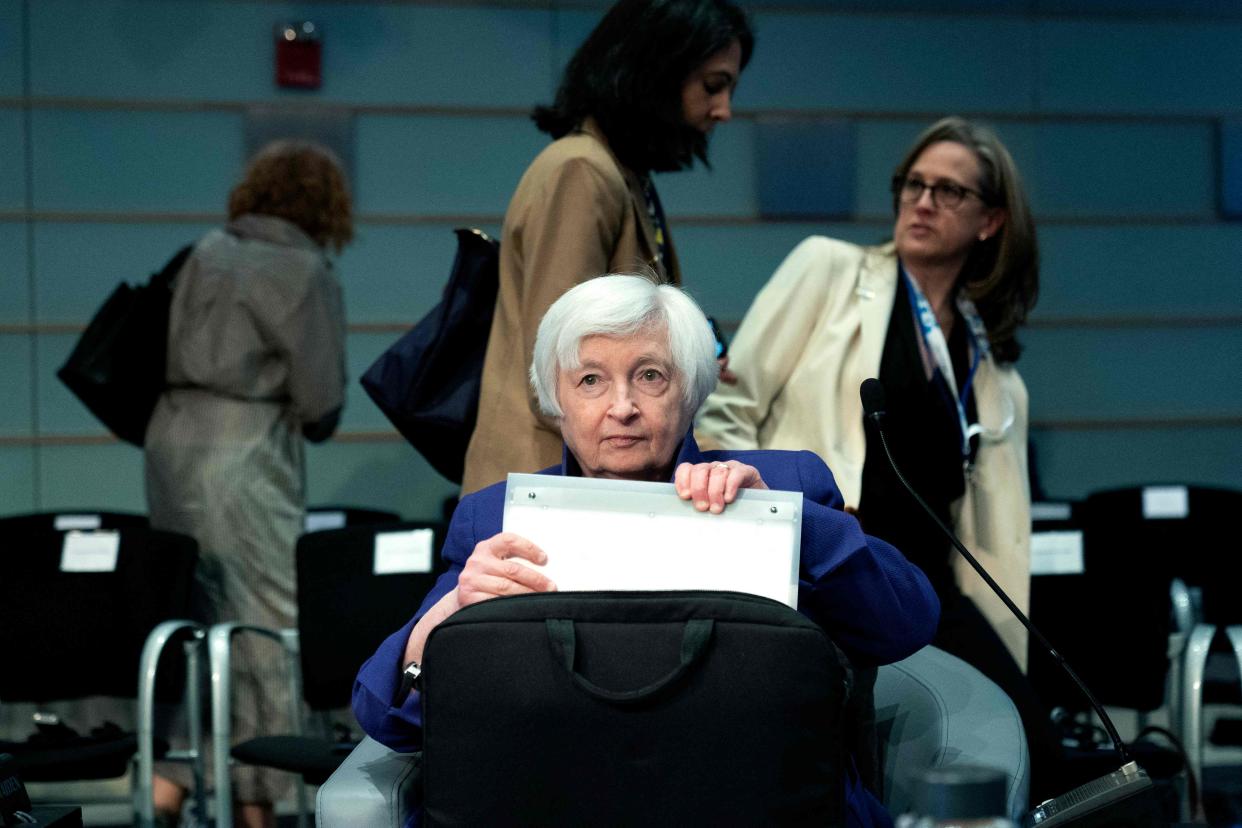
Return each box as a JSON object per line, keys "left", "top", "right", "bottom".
{"left": 1082, "top": 485, "right": 1242, "bottom": 821}
{"left": 208, "top": 520, "right": 447, "bottom": 827}
{"left": 1027, "top": 494, "right": 1187, "bottom": 807}
{"left": 0, "top": 523, "right": 205, "bottom": 825}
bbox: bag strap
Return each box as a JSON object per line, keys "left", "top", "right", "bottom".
{"left": 545, "top": 618, "right": 714, "bottom": 706}
{"left": 150, "top": 244, "right": 194, "bottom": 289}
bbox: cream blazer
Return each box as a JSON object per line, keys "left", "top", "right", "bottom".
{"left": 698, "top": 236, "right": 1032, "bottom": 670}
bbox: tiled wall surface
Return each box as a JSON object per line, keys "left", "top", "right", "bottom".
{"left": 3, "top": 0, "right": 1240, "bottom": 518}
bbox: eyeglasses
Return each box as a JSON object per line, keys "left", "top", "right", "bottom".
{"left": 891, "top": 176, "right": 986, "bottom": 210}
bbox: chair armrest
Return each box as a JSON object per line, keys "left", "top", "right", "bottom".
{"left": 875, "top": 646, "right": 1029, "bottom": 821}
{"left": 316, "top": 737, "right": 420, "bottom": 828}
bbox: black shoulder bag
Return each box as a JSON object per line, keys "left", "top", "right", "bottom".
{"left": 57, "top": 244, "right": 193, "bottom": 447}
{"left": 360, "top": 228, "right": 500, "bottom": 484}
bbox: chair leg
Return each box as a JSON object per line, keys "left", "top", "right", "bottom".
{"left": 1180, "top": 623, "right": 1214, "bottom": 821}
{"left": 209, "top": 627, "right": 234, "bottom": 828}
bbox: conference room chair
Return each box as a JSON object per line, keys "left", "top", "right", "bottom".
{"left": 208, "top": 521, "right": 446, "bottom": 827}
{"left": 0, "top": 521, "right": 206, "bottom": 826}
{"left": 1028, "top": 487, "right": 1242, "bottom": 821}
{"left": 1079, "top": 485, "right": 1242, "bottom": 814}
{"left": 315, "top": 640, "right": 1029, "bottom": 827}
{"left": 874, "top": 645, "right": 1030, "bottom": 822}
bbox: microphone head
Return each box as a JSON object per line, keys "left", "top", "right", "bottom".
{"left": 860, "top": 378, "right": 887, "bottom": 420}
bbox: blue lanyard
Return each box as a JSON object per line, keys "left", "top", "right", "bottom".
{"left": 900, "top": 263, "right": 989, "bottom": 463}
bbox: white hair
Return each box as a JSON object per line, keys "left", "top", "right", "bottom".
{"left": 530, "top": 274, "right": 718, "bottom": 420}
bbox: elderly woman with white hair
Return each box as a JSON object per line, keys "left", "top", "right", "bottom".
{"left": 353, "top": 274, "right": 939, "bottom": 826}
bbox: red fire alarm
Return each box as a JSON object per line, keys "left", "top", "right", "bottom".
{"left": 275, "top": 21, "right": 322, "bottom": 89}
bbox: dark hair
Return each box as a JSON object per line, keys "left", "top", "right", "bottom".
{"left": 892, "top": 117, "right": 1039, "bottom": 364}
{"left": 228, "top": 139, "right": 354, "bottom": 253}
{"left": 533, "top": 0, "right": 754, "bottom": 173}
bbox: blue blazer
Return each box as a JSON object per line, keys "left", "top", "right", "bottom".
{"left": 354, "top": 432, "right": 938, "bottom": 827}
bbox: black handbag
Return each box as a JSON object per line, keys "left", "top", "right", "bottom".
{"left": 360, "top": 228, "right": 499, "bottom": 484}
{"left": 56, "top": 245, "right": 193, "bottom": 447}
{"left": 420, "top": 591, "right": 849, "bottom": 827}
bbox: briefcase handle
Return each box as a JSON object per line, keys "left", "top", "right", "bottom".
{"left": 545, "top": 618, "right": 714, "bottom": 706}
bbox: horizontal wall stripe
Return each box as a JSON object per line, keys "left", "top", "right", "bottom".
{"left": 3, "top": 97, "right": 1229, "bottom": 125}
{"left": 9, "top": 316, "right": 1242, "bottom": 337}
{"left": 9, "top": 416, "right": 1242, "bottom": 449}
{"left": 0, "top": 431, "right": 405, "bottom": 447}
{"left": 4, "top": 210, "right": 1237, "bottom": 227}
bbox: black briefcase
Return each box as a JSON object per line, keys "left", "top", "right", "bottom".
{"left": 420, "top": 591, "right": 849, "bottom": 827}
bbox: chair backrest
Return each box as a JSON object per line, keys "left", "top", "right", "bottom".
{"left": 1083, "top": 485, "right": 1241, "bottom": 626}
{"left": 874, "top": 645, "right": 1030, "bottom": 823}
{"left": 418, "top": 591, "right": 849, "bottom": 826}
{"left": 1026, "top": 489, "right": 1176, "bottom": 714}
{"left": 295, "top": 521, "right": 447, "bottom": 712}
{"left": 304, "top": 505, "right": 402, "bottom": 533}
{"left": 0, "top": 510, "right": 148, "bottom": 535}
{"left": 0, "top": 525, "right": 198, "bottom": 702}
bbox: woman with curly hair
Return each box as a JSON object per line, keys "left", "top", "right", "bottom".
{"left": 145, "top": 139, "right": 351, "bottom": 827}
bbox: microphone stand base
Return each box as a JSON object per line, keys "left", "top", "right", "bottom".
{"left": 1025, "top": 761, "right": 1167, "bottom": 827}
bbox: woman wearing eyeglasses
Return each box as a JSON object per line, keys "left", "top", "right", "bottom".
{"left": 698, "top": 116, "right": 1059, "bottom": 800}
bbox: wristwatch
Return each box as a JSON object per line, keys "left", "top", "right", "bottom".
{"left": 396, "top": 659, "right": 422, "bottom": 703}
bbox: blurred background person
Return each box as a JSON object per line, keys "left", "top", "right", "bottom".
{"left": 144, "top": 139, "right": 351, "bottom": 828}
{"left": 460, "top": 0, "right": 754, "bottom": 495}
{"left": 696, "top": 116, "right": 1060, "bottom": 800}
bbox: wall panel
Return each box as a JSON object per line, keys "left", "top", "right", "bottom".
{"left": 0, "top": 221, "right": 30, "bottom": 324}
{"left": 1030, "top": 426, "right": 1242, "bottom": 500}
{"left": 0, "top": 107, "right": 25, "bottom": 210}
{"left": 28, "top": 2, "right": 555, "bottom": 108}
{"left": 37, "top": 442, "right": 145, "bottom": 512}
{"left": 657, "top": 120, "right": 758, "bottom": 218}
{"left": 0, "top": 0, "right": 21, "bottom": 98}
{"left": 742, "top": 12, "right": 1034, "bottom": 113}
{"left": 1037, "top": 224, "right": 1242, "bottom": 319}
{"left": 355, "top": 114, "right": 544, "bottom": 215}
{"left": 1028, "top": 122, "right": 1215, "bottom": 218}
{"left": 34, "top": 333, "right": 100, "bottom": 436}
{"left": 30, "top": 109, "right": 243, "bottom": 212}
{"left": 1021, "top": 326, "right": 1242, "bottom": 422}
{"left": 1037, "top": 19, "right": 1242, "bottom": 115}
{"left": 0, "top": 446, "right": 37, "bottom": 514}
{"left": 32, "top": 221, "right": 214, "bottom": 324}
{"left": 0, "top": 333, "right": 33, "bottom": 436}
{"left": 306, "top": 439, "right": 458, "bottom": 522}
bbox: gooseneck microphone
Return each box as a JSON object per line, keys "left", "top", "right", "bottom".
{"left": 860, "top": 379, "right": 1166, "bottom": 827}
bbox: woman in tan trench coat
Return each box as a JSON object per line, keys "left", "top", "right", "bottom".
{"left": 460, "top": 0, "right": 755, "bottom": 494}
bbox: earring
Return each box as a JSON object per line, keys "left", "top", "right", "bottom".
{"left": 978, "top": 232, "right": 989, "bottom": 241}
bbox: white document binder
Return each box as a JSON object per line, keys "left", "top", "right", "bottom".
{"left": 502, "top": 473, "right": 803, "bottom": 607}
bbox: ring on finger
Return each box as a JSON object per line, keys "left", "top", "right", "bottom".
{"left": 713, "top": 462, "right": 729, "bottom": 472}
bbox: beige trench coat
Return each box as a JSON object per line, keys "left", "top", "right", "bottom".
{"left": 697, "top": 237, "right": 1032, "bottom": 670}
{"left": 461, "top": 120, "right": 680, "bottom": 495}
